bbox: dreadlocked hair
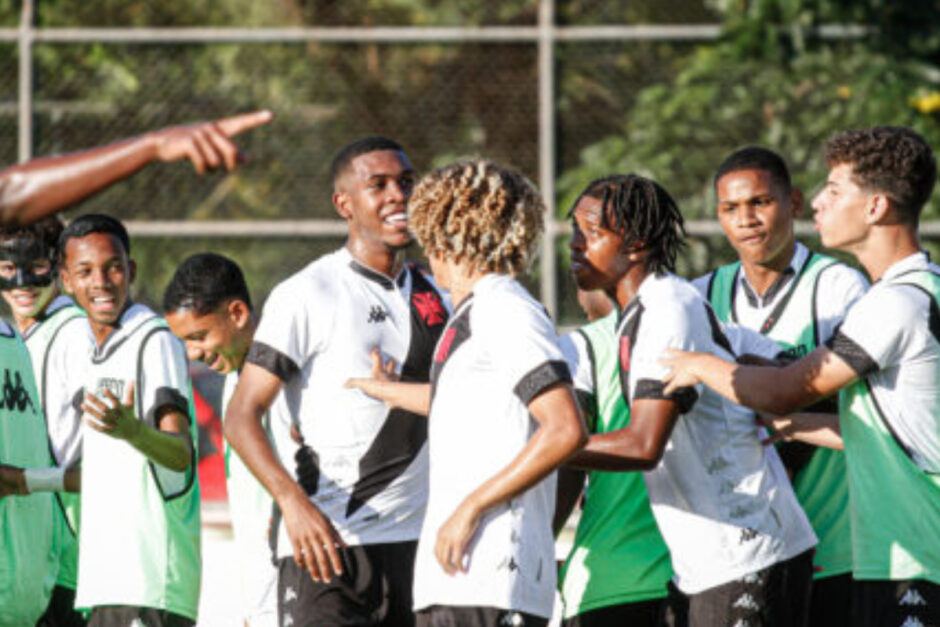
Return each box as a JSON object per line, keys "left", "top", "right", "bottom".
{"left": 408, "top": 159, "right": 544, "bottom": 276}
{"left": 574, "top": 174, "right": 686, "bottom": 274}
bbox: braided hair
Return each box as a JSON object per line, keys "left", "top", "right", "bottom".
{"left": 572, "top": 174, "right": 686, "bottom": 275}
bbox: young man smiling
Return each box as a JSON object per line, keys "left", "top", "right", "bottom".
{"left": 663, "top": 127, "right": 940, "bottom": 627}
{"left": 163, "top": 252, "right": 277, "bottom": 627}
{"left": 692, "top": 147, "right": 868, "bottom": 624}
{"left": 225, "top": 137, "right": 449, "bottom": 626}
{"left": 60, "top": 214, "right": 200, "bottom": 626}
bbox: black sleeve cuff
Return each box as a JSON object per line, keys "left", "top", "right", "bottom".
{"left": 246, "top": 341, "right": 301, "bottom": 382}
{"left": 826, "top": 330, "right": 879, "bottom": 377}
{"left": 513, "top": 360, "right": 572, "bottom": 405}
{"left": 147, "top": 386, "right": 191, "bottom": 426}
{"left": 634, "top": 378, "right": 699, "bottom": 414}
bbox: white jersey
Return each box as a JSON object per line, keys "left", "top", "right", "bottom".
{"left": 619, "top": 273, "right": 817, "bottom": 594}
{"left": 22, "top": 295, "right": 89, "bottom": 468}
{"left": 221, "top": 372, "right": 277, "bottom": 627}
{"left": 691, "top": 242, "right": 868, "bottom": 345}
{"left": 828, "top": 251, "right": 940, "bottom": 472}
{"left": 75, "top": 304, "right": 201, "bottom": 620}
{"left": 249, "top": 248, "right": 450, "bottom": 553}
{"left": 413, "top": 273, "right": 572, "bottom": 619}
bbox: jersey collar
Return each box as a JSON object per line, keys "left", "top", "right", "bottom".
{"left": 737, "top": 242, "right": 808, "bottom": 308}
{"left": 345, "top": 251, "right": 407, "bottom": 291}
{"left": 880, "top": 250, "right": 931, "bottom": 283}
{"left": 90, "top": 302, "right": 159, "bottom": 363}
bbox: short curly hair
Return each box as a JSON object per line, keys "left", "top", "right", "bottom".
{"left": 407, "top": 160, "right": 544, "bottom": 276}
{"left": 825, "top": 126, "right": 936, "bottom": 223}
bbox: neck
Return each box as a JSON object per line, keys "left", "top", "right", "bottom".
{"left": 852, "top": 226, "right": 921, "bottom": 282}
{"left": 740, "top": 239, "right": 796, "bottom": 296}
{"left": 346, "top": 239, "right": 404, "bottom": 278}
{"left": 14, "top": 314, "right": 36, "bottom": 335}
{"left": 447, "top": 266, "right": 489, "bottom": 308}
{"left": 91, "top": 320, "right": 118, "bottom": 348}
{"left": 610, "top": 264, "right": 653, "bottom": 311}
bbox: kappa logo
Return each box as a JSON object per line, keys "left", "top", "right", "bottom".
{"left": 367, "top": 306, "right": 389, "bottom": 323}
{"left": 499, "top": 612, "right": 525, "bottom": 626}
{"left": 900, "top": 588, "right": 927, "bottom": 606}
{"left": 412, "top": 291, "right": 447, "bottom": 326}
{"left": 739, "top": 527, "right": 759, "bottom": 544}
{"left": 284, "top": 586, "right": 297, "bottom": 603}
{"left": 900, "top": 618, "right": 924, "bottom": 627}
{"left": 283, "top": 616, "right": 295, "bottom": 627}
{"left": 2, "top": 369, "right": 35, "bottom": 413}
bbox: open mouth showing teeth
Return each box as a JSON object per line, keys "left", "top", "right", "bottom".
{"left": 383, "top": 213, "right": 407, "bottom": 225}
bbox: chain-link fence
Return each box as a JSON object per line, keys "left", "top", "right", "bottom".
{"left": 4, "top": 0, "right": 938, "bottom": 324}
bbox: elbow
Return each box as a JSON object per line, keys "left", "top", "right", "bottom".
{"left": 633, "top": 436, "right": 665, "bottom": 470}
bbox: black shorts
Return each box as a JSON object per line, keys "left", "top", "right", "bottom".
{"left": 807, "top": 572, "right": 852, "bottom": 626}
{"left": 278, "top": 540, "right": 417, "bottom": 627}
{"left": 86, "top": 606, "right": 193, "bottom": 627}
{"left": 36, "top": 585, "right": 87, "bottom": 627}
{"left": 852, "top": 579, "right": 940, "bottom": 627}
{"left": 663, "top": 549, "right": 814, "bottom": 627}
{"left": 416, "top": 605, "right": 548, "bottom": 627}
{"left": 561, "top": 597, "right": 664, "bottom": 627}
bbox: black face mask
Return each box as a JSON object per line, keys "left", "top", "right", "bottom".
{"left": 0, "top": 238, "right": 56, "bottom": 290}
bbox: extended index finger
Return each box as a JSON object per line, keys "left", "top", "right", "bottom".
{"left": 214, "top": 109, "right": 273, "bottom": 137}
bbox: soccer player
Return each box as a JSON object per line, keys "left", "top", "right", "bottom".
{"left": 163, "top": 252, "right": 276, "bottom": 627}
{"left": 692, "top": 147, "right": 868, "bottom": 624}
{"left": 347, "top": 159, "right": 587, "bottom": 627}
{"left": 565, "top": 174, "right": 817, "bottom": 626}
{"left": 224, "top": 136, "right": 450, "bottom": 626}
{"left": 555, "top": 303, "right": 673, "bottom": 626}
{"left": 0, "top": 216, "right": 90, "bottom": 626}
{"left": 663, "top": 126, "right": 940, "bottom": 626}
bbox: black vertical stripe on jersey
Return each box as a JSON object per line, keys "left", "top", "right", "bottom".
{"left": 616, "top": 300, "right": 644, "bottom": 406}
{"left": 704, "top": 303, "right": 735, "bottom": 356}
{"left": 757, "top": 253, "right": 818, "bottom": 335}
{"left": 346, "top": 268, "right": 450, "bottom": 517}
{"left": 429, "top": 297, "right": 474, "bottom": 402}
{"left": 897, "top": 281, "right": 940, "bottom": 345}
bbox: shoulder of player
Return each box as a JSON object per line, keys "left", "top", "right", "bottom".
{"left": 689, "top": 270, "right": 716, "bottom": 298}
{"left": 814, "top": 257, "right": 869, "bottom": 291}
{"left": 473, "top": 274, "right": 550, "bottom": 326}
{"left": 639, "top": 274, "right": 703, "bottom": 319}
{"left": 849, "top": 280, "right": 926, "bottom": 325}
{"left": 268, "top": 253, "right": 343, "bottom": 304}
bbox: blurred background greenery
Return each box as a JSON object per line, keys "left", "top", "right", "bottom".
{"left": 2, "top": 0, "right": 940, "bottom": 324}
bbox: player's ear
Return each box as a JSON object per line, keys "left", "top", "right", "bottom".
{"left": 228, "top": 298, "right": 251, "bottom": 329}
{"left": 333, "top": 190, "right": 353, "bottom": 221}
{"left": 866, "top": 193, "right": 891, "bottom": 225}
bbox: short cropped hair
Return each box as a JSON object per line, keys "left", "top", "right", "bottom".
{"left": 330, "top": 136, "right": 405, "bottom": 188}
{"left": 825, "top": 126, "right": 937, "bottom": 223}
{"left": 0, "top": 216, "right": 64, "bottom": 251}
{"left": 572, "top": 174, "right": 686, "bottom": 275}
{"left": 163, "top": 252, "right": 252, "bottom": 315}
{"left": 713, "top": 146, "right": 792, "bottom": 192}
{"left": 408, "top": 159, "right": 544, "bottom": 276}
{"left": 58, "top": 214, "right": 130, "bottom": 263}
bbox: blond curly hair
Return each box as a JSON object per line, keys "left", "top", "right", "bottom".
{"left": 407, "top": 159, "right": 544, "bottom": 276}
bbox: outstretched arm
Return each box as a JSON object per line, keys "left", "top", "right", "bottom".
{"left": 661, "top": 344, "right": 857, "bottom": 415}
{"left": 567, "top": 398, "right": 680, "bottom": 472}
{"left": 760, "top": 412, "right": 843, "bottom": 450}
{"left": 345, "top": 349, "right": 431, "bottom": 415}
{"left": 225, "top": 363, "right": 346, "bottom": 583}
{"left": 434, "top": 384, "right": 588, "bottom": 575}
{"left": 0, "top": 464, "right": 81, "bottom": 497}
{"left": 0, "top": 109, "right": 272, "bottom": 226}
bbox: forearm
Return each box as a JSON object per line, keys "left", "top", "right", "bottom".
{"left": 0, "top": 135, "right": 158, "bottom": 225}
{"left": 352, "top": 380, "right": 431, "bottom": 415}
{"left": 765, "top": 413, "right": 843, "bottom": 450}
{"left": 128, "top": 422, "right": 193, "bottom": 471}
{"left": 465, "top": 417, "right": 585, "bottom": 517}
{"left": 224, "top": 405, "right": 306, "bottom": 506}
{"left": 567, "top": 428, "right": 661, "bottom": 472}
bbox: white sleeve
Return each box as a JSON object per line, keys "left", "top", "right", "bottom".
{"left": 722, "top": 322, "right": 782, "bottom": 360}
{"left": 815, "top": 263, "right": 869, "bottom": 343}
{"left": 139, "top": 329, "right": 192, "bottom": 426}
{"left": 629, "top": 301, "right": 704, "bottom": 412}
{"left": 558, "top": 331, "right": 593, "bottom": 394}
{"left": 480, "top": 296, "right": 571, "bottom": 406}
{"left": 249, "top": 276, "right": 332, "bottom": 381}
{"left": 829, "top": 286, "right": 920, "bottom": 376}
{"left": 690, "top": 273, "right": 712, "bottom": 300}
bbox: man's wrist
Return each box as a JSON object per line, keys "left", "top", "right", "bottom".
{"left": 24, "top": 467, "right": 65, "bottom": 493}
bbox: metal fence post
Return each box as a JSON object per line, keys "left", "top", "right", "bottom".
{"left": 538, "top": 0, "right": 557, "bottom": 319}
{"left": 18, "top": 0, "right": 34, "bottom": 163}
